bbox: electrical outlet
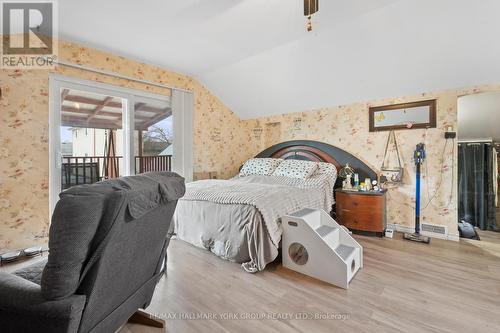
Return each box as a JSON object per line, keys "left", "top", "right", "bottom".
{"left": 445, "top": 132, "right": 456, "bottom": 139}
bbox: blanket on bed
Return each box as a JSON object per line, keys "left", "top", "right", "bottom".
{"left": 181, "top": 175, "right": 333, "bottom": 247}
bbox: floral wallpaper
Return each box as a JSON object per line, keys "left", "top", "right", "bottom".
{"left": 244, "top": 85, "right": 500, "bottom": 239}
{"left": 0, "top": 69, "right": 51, "bottom": 251}
{"left": 191, "top": 80, "right": 254, "bottom": 181}
{"left": 0, "top": 40, "right": 251, "bottom": 251}
{"left": 1, "top": 37, "right": 500, "bottom": 251}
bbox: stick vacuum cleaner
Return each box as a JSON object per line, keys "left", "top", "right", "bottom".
{"left": 403, "top": 143, "right": 431, "bottom": 244}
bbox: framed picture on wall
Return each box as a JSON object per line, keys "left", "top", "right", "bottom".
{"left": 369, "top": 99, "right": 437, "bottom": 132}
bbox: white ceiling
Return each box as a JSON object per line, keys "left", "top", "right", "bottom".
{"left": 458, "top": 92, "right": 500, "bottom": 141}
{"left": 59, "top": 0, "right": 500, "bottom": 119}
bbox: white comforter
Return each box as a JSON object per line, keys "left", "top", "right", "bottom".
{"left": 181, "top": 174, "right": 335, "bottom": 247}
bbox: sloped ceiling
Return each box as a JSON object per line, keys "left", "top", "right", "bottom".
{"left": 59, "top": 0, "right": 500, "bottom": 119}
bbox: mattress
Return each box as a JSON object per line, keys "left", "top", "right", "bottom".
{"left": 173, "top": 174, "right": 336, "bottom": 272}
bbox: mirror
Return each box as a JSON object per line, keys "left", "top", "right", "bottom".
{"left": 369, "top": 100, "right": 436, "bottom": 132}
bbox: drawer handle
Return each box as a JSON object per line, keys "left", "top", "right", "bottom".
{"left": 342, "top": 209, "right": 352, "bottom": 212}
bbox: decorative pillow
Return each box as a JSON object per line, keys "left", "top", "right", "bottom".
{"left": 313, "top": 162, "right": 338, "bottom": 178}
{"left": 272, "top": 159, "right": 318, "bottom": 179}
{"left": 240, "top": 158, "right": 282, "bottom": 176}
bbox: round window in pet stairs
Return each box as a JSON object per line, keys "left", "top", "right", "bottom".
{"left": 288, "top": 242, "right": 309, "bottom": 265}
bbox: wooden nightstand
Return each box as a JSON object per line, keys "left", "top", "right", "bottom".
{"left": 335, "top": 189, "right": 387, "bottom": 236}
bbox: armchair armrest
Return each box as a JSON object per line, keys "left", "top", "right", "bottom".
{"left": 0, "top": 272, "right": 86, "bottom": 333}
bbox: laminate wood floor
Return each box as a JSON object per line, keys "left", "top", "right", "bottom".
{"left": 476, "top": 229, "right": 500, "bottom": 244}
{"left": 121, "top": 233, "right": 500, "bottom": 333}
{"left": 464, "top": 229, "right": 500, "bottom": 260}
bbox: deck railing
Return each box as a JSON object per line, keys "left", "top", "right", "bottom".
{"left": 136, "top": 155, "right": 172, "bottom": 173}
{"left": 61, "top": 155, "right": 172, "bottom": 189}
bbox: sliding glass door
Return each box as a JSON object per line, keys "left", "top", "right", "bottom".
{"left": 59, "top": 87, "right": 127, "bottom": 189}
{"left": 133, "top": 96, "right": 173, "bottom": 174}
{"left": 49, "top": 75, "right": 172, "bottom": 212}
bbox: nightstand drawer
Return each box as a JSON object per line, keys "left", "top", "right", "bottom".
{"left": 335, "top": 190, "right": 387, "bottom": 235}
{"left": 337, "top": 196, "right": 363, "bottom": 211}
{"left": 336, "top": 191, "right": 385, "bottom": 212}
{"left": 337, "top": 210, "right": 384, "bottom": 232}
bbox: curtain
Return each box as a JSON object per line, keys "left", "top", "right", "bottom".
{"left": 494, "top": 147, "right": 498, "bottom": 207}
{"left": 171, "top": 90, "right": 194, "bottom": 182}
{"left": 458, "top": 143, "right": 498, "bottom": 231}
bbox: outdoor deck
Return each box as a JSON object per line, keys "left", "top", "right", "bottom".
{"left": 61, "top": 155, "right": 172, "bottom": 189}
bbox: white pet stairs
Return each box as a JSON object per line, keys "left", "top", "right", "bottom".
{"left": 282, "top": 208, "right": 363, "bottom": 289}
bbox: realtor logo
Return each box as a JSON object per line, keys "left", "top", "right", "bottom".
{"left": 1, "top": 0, "right": 57, "bottom": 68}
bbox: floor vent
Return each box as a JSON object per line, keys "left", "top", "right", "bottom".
{"left": 421, "top": 223, "right": 447, "bottom": 236}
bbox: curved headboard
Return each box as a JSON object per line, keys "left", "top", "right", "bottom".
{"left": 255, "top": 140, "right": 377, "bottom": 188}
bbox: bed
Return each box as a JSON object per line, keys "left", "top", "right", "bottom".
{"left": 173, "top": 140, "right": 376, "bottom": 272}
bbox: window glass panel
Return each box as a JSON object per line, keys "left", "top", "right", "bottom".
{"left": 60, "top": 88, "right": 125, "bottom": 189}
{"left": 133, "top": 97, "right": 172, "bottom": 174}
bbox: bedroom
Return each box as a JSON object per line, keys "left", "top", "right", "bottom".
{"left": 0, "top": 1, "right": 499, "bottom": 332}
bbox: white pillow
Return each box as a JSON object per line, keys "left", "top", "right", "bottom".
{"left": 311, "top": 162, "right": 338, "bottom": 187}
{"left": 313, "top": 162, "right": 338, "bottom": 178}
{"left": 240, "top": 158, "right": 282, "bottom": 176}
{"left": 272, "top": 159, "right": 318, "bottom": 179}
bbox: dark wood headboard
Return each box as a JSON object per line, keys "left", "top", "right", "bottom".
{"left": 255, "top": 140, "right": 377, "bottom": 188}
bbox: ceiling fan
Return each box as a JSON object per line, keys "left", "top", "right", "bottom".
{"left": 304, "top": 0, "right": 319, "bottom": 32}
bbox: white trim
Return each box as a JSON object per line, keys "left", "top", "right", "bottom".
{"left": 171, "top": 90, "right": 194, "bottom": 182}
{"left": 386, "top": 223, "right": 414, "bottom": 234}
{"left": 48, "top": 73, "right": 172, "bottom": 102}
{"left": 49, "top": 59, "right": 191, "bottom": 93}
{"left": 48, "top": 77, "right": 61, "bottom": 215}
{"left": 123, "top": 97, "right": 134, "bottom": 176}
{"left": 458, "top": 138, "right": 493, "bottom": 144}
{"left": 386, "top": 223, "right": 459, "bottom": 242}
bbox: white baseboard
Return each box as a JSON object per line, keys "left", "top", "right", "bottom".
{"left": 386, "top": 223, "right": 459, "bottom": 242}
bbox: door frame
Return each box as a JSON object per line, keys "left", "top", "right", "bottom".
{"left": 48, "top": 74, "right": 171, "bottom": 214}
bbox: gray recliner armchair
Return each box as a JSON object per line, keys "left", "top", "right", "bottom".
{"left": 0, "top": 172, "right": 185, "bottom": 333}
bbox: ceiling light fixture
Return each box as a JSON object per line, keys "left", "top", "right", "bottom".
{"left": 304, "top": 0, "right": 319, "bottom": 32}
